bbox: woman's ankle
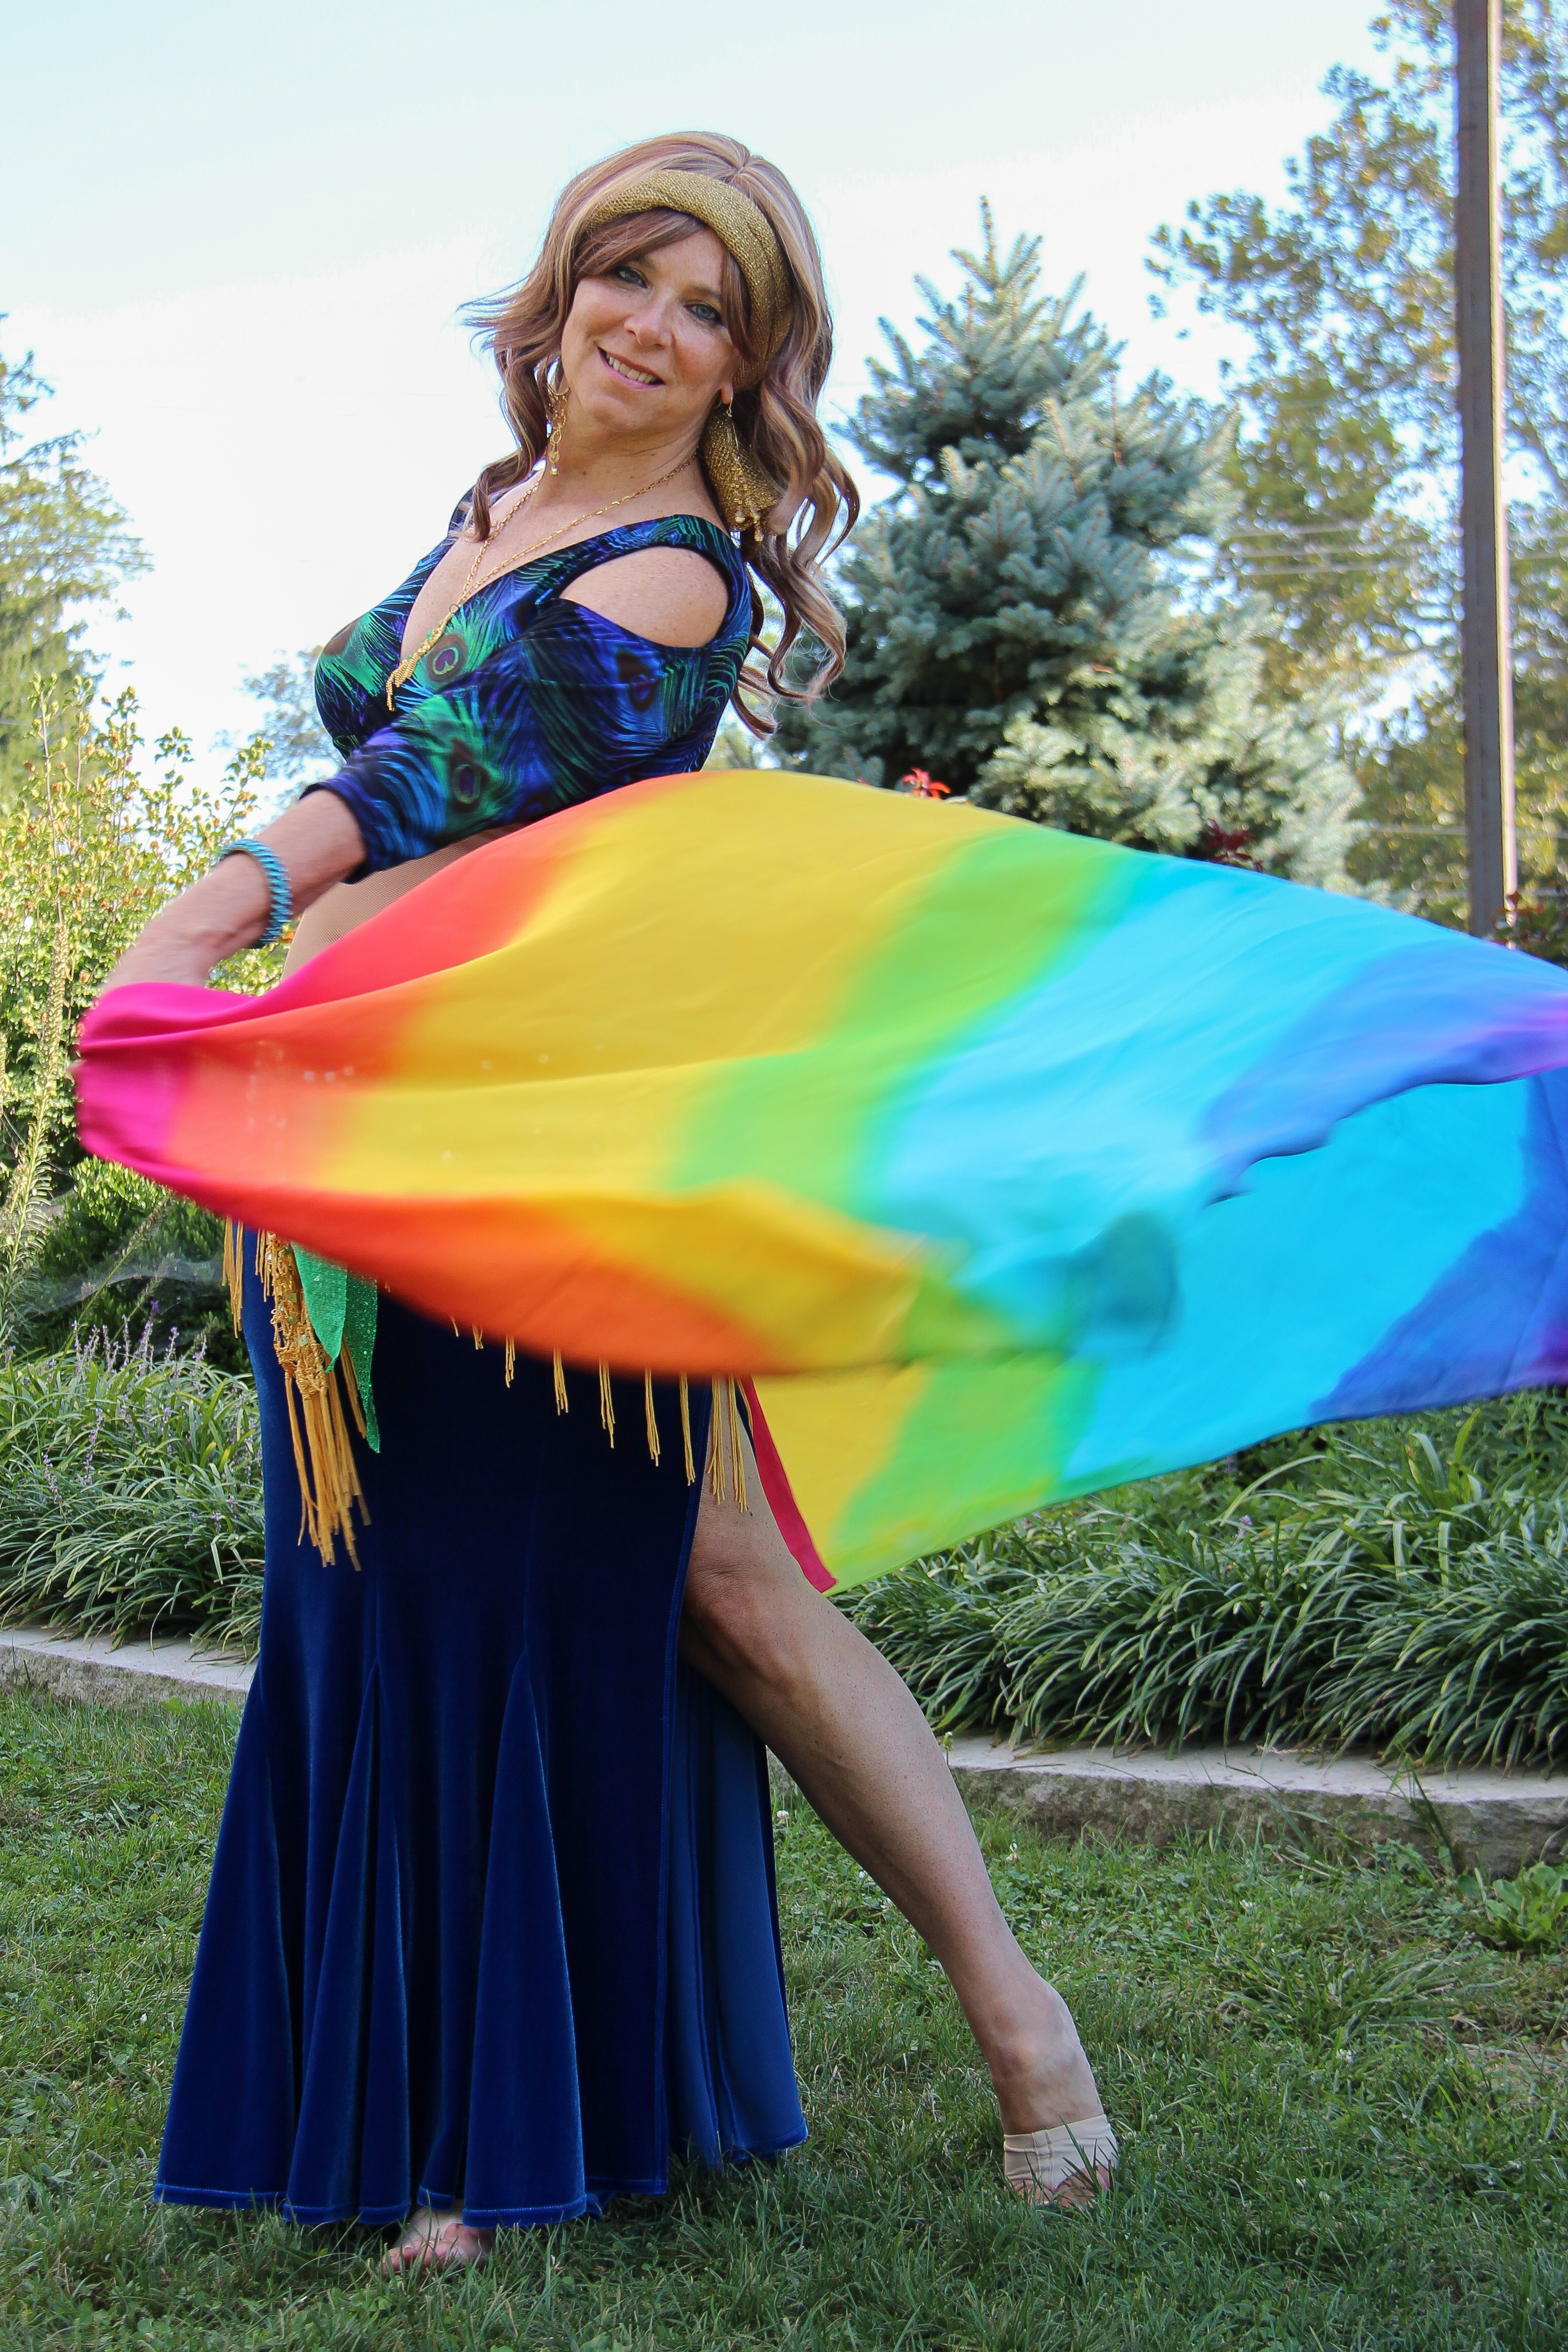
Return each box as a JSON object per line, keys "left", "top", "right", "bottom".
{"left": 977, "top": 1975, "right": 1102, "bottom": 2134}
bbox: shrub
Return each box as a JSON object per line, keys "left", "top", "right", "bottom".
{"left": 0, "top": 1327, "right": 262, "bottom": 1654}
{"left": 841, "top": 1392, "right": 1568, "bottom": 1769}
{"left": 0, "top": 680, "right": 280, "bottom": 1368}
{"left": 20, "top": 1159, "right": 239, "bottom": 1369}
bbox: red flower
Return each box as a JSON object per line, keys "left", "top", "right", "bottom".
{"left": 1199, "top": 820, "right": 1260, "bottom": 870}
{"left": 898, "top": 768, "right": 951, "bottom": 799}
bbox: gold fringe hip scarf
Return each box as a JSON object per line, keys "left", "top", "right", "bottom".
{"left": 231, "top": 1228, "right": 749, "bottom": 1568}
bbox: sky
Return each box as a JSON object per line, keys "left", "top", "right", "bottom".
{"left": 3, "top": 0, "right": 1388, "bottom": 764}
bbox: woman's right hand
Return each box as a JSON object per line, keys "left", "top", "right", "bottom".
{"left": 96, "top": 790, "right": 369, "bottom": 1000}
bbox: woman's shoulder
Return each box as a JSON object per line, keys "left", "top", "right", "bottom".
{"left": 561, "top": 541, "right": 733, "bottom": 650}
{"left": 552, "top": 513, "right": 747, "bottom": 653}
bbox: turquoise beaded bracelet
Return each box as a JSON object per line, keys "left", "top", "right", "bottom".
{"left": 218, "top": 837, "right": 294, "bottom": 945}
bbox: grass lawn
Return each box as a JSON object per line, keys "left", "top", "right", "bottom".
{"left": 1, "top": 1690, "right": 1566, "bottom": 2350}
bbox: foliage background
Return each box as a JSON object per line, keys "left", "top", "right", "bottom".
{"left": 5, "top": 13, "right": 1568, "bottom": 1757}
{"left": 776, "top": 216, "right": 1356, "bottom": 881}
{"left": 0, "top": 683, "right": 283, "bottom": 1361}
{"left": 1152, "top": 0, "right": 1568, "bottom": 925}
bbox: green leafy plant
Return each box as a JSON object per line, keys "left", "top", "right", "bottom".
{"left": 18, "top": 1159, "right": 236, "bottom": 1368}
{"left": 1, "top": 682, "right": 280, "bottom": 1145}
{"left": 0, "top": 679, "right": 282, "bottom": 1364}
{"left": 1461, "top": 1860, "right": 1568, "bottom": 1951}
{"left": 0, "top": 908, "right": 67, "bottom": 1350}
{"left": 0, "top": 332, "right": 146, "bottom": 799}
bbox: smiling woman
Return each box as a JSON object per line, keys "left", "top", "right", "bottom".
{"left": 462, "top": 135, "right": 856, "bottom": 720}
{"left": 95, "top": 130, "right": 1114, "bottom": 2283}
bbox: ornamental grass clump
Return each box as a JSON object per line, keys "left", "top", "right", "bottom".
{"left": 7, "top": 1315, "right": 1568, "bottom": 1746}
{"left": 842, "top": 1393, "right": 1568, "bottom": 1769}
{"left": 0, "top": 1325, "right": 263, "bottom": 1653}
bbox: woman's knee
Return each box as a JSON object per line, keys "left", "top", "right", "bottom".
{"left": 683, "top": 1538, "right": 769, "bottom": 1654}
{"left": 683, "top": 1533, "right": 814, "bottom": 1690}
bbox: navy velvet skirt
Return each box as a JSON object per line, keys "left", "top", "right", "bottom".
{"left": 154, "top": 1259, "right": 806, "bottom": 2227}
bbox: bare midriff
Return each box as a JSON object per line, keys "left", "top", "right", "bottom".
{"left": 283, "top": 823, "right": 511, "bottom": 975}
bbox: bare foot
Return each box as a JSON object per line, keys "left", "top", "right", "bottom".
{"left": 986, "top": 1974, "right": 1113, "bottom": 2209}
{"left": 381, "top": 2206, "right": 496, "bottom": 2274}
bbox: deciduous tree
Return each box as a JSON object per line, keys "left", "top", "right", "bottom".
{"left": 1152, "top": 1, "right": 1568, "bottom": 916}
{"left": 0, "top": 336, "right": 145, "bottom": 800}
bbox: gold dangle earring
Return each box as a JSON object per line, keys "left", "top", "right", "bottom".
{"left": 545, "top": 368, "right": 569, "bottom": 477}
{"left": 699, "top": 393, "right": 782, "bottom": 535}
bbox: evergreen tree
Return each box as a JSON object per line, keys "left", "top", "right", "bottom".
{"left": 779, "top": 214, "right": 1353, "bottom": 881}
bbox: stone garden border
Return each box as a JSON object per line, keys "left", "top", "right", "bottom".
{"left": 7, "top": 1627, "right": 1566, "bottom": 1882}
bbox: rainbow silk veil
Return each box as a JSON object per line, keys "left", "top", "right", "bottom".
{"left": 74, "top": 771, "right": 1568, "bottom": 1590}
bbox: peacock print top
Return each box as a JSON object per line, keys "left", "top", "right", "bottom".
{"left": 309, "top": 495, "right": 752, "bottom": 871}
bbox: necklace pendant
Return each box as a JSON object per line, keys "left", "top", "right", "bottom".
{"left": 385, "top": 654, "right": 419, "bottom": 709}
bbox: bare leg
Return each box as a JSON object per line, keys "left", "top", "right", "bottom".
{"left": 681, "top": 1424, "right": 1109, "bottom": 2199}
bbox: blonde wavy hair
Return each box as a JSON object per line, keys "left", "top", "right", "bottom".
{"left": 464, "top": 132, "right": 858, "bottom": 732}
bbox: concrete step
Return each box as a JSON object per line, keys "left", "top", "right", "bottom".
{"left": 7, "top": 1626, "right": 1563, "bottom": 1882}
{"left": 0, "top": 1625, "right": 253, "bottom": 1708}
{"left": 944, "top": 1733, "right": 1568, "bottom": 1882}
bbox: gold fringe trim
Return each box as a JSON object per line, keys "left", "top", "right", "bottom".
{"left": 235, "top": 1224, "right": 711, "bottom": 1518}
{"left": 256, "top": 1232, "right": 368, "bottom": 1569}
{"left": 728, "top": 1376, "right": 749, "bottom": 1514}
{"left": 701, "top": 1377, "right": 751, "bottom": 1511}
{"left": 707, "top": 1377, "right": 727, "bottom": 1502}
{"left": 222, "top": 1219, "right": 243, "bottom": 1333}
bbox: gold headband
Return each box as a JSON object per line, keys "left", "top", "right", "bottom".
{"left": 578, "top": 169, "right": 793, "bottom": 386}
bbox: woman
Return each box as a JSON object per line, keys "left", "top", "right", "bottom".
{"left": 103, "top": 133, "right": 1113, "bottom": 2270}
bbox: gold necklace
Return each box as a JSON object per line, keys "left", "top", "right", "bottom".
{"left": 386, "top": 451, "right": 697, "bottom": 707}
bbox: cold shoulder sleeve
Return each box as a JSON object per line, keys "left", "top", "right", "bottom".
{"left": 310, "top": 598, "right": 743, "bottom": 873}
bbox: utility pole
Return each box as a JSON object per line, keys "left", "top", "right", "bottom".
{"left": 1454, "top": 0, "right": 1516, "bottom": 938}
